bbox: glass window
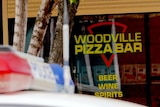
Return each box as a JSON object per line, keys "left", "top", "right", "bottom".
{"left": 71, "top": 14, "right": 147, "bottom": 105}
{"left": 149, "top": 13, "right": 160, "bottom": 107}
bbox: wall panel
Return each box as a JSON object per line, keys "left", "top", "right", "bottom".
{"left": 7, "top": 0, "right": 160, "bottom": 18}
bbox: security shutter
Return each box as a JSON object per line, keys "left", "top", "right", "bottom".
{"left": 7, "top": 0, "right": 160, "bottom": 18}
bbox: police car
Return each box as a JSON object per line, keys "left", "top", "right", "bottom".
{"left": 0, "top": 46, "right": 147, "bottom": 107}
{"left": 0, "top": 91, "right": 147, "bottom": 107}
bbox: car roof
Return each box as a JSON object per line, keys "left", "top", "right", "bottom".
{"left": 0, "top": 91, "right": 146, "bottom": 107}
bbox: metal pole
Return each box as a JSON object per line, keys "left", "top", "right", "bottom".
{"left": 63, "top": 0, "right": 73, "bottom": 93}
{"left": 111, "top": 18, "right": 121, "bottom": 90}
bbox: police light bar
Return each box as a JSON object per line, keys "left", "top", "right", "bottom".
{"left": 0, "top": 45, "right": 74, "bottom": 93}
{"left": 0, "top": 45, "right": 44, "bottom": 62}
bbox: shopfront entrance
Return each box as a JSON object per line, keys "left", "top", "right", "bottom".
{"left": 70, "top": 13, "right": 160, "bottom": 107}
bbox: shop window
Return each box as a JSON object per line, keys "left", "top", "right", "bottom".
{"left": 71, "top": 13, "right": 160, "bottom": 107}
{"left": 149, "top": 13, "right": 160, "bottom": 107}
{"left": 70, "top": 14, "right": 147, "bottom": 105}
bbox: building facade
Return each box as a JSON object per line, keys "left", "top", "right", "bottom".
{"left": 2, "top": 0, "right": 160, "bottom": 107}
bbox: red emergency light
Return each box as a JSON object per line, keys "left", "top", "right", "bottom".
{"left": 0, "top": 51, "right": 32, "bottom": 93}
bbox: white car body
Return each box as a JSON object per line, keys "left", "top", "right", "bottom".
{"left": 0, "top": 91, "right": 147, "bottom": 107}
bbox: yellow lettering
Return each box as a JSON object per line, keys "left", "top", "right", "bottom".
{"left": 113, "top": 75, "right": 117, "bottom": 80}
{"left": 135, "top": 32, "right": 142, "bottom": 41}
{"left": 98, "top": 75, "right": 104, "bottom": 81}
{"left": 103, "top": 34, "right": 111, "bottom": 43}
{"left": 98, "top": 75, "right": 117, "bottom": 81}
{"left": 121, "top": 33, "right": 128, "bottom": 42}
{"left": 94, "top": 91, "right": 123, "bottom": 98}
{"left": 83, "top": 45, "right": 86, "bottom": 54}
{"left": 87, "top": 34, "right": 94, "bottom": 43}
{"left": 100, "top": 92, "right": 105, "bottom": 97}
{"left": 134, "top": 42, "right": 142, "bottom": 52}
{"left": 124, "top": 43, "right": 133, "bottom": 53}
{"left": 128, "top": 33, "right": 135, "bottom": 42}
{"left": 94, "top": 44, "right": 103, "bottom": 54}
{"left": 115, "top": 43, "right": 123, "bottom": 53}
{"left": 103, "top": 44, "right": 113, "bottom": 53}
{"left": 75, "top": 45, "right": 82, "bottom": 55}
{"left": 118, "top": 91, "right": 123, "bottom": 97}
{"left": 95, "top": 34, "right": 103, "bottom": 43}
{"left": 98, "top": 84, "right": 106, "bottom": 90}
{"left": 74, "top": 35, "right": 86, "bottom": 44}
{"left": 111, "top": 33, "right": 119, "bottom": 42}
{"left": 98, "top": 83, "right": 118, "bottom": 89}
{"left": 107, "top": 92, "right": 112, "bottom": 98}
{"left": 94, "top": 92, "right": 100, "bottom": 97}
{"left": 85, "top": 44, "right": 94, "bottom": 54}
